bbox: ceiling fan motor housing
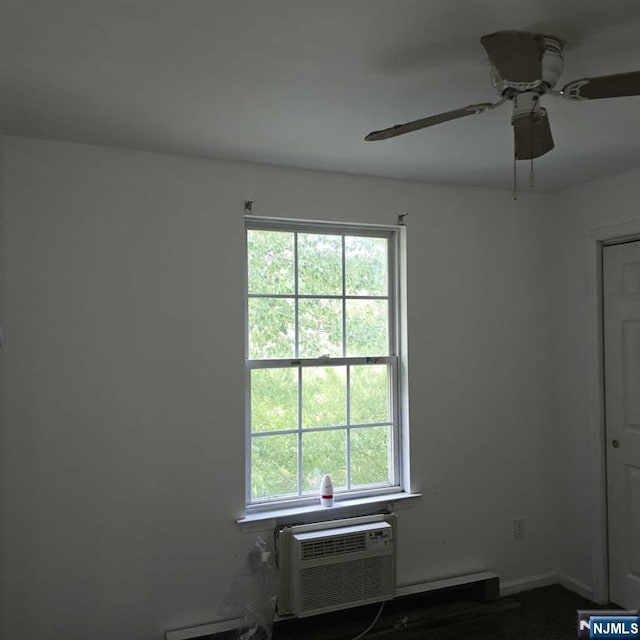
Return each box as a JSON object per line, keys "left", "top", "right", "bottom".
{"left": 490, "top": 33, "right": 565, "bottom": 98}
{"left": 511, "top": 91, "right": 545, "bottom": 124}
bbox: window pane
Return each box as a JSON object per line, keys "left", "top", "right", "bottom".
{"left": 302, "top": 429, "right": 347, "bottom": 492}
{"left": 248, "top": 297, "right": 295, "bottom": 359}
{"left": 298, "top": 298, "right": 342, "bottom": 358}
{"left": 350, "top": 365, "right": 389, "bottom": 424}
{"left": 298, "top": 233, "right": 342, "bottom": 296}
{"left": 345, "top": 299, "right": 388, "bottom": 356}
{"left": 302, "top": 366, "right": 346, "bottom": 428}
{"left": 251, "top": 434, "right": 298, "bottom": 500}
{"left": 345, "top": 236, "right": 387, "bottom": 296}
{"left": 246, "top": 223, "right": 399, "bottom": 505}
{"left": 251, "top": 368, "right": 298, "bottom": 433}
{"left": 350, "top": 426, "right": 391, "bottom": 486}
{"left": 247, "top": 230, "right": 294, "bottom": 294}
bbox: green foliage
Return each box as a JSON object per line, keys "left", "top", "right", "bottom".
{"left": 299, "top": 234, "right": 342, "bottom": 295}
{"left": 248, "top": 298, "right": 294, "bottom": 359}
{"left": 302, "top": 430, "right": 347, "bottom": 492}
{"left": 302, "top": 367, "right": 346, "bottom": 427}
{"left": 351, "top": 426, "right": 390, "bottom": 486}
{"left": 350, "top": 365, "right": 388, "bottom": 424}
{"left": 251, "top": 368, "right": 297, "bottom": 432}
{"left": 298, "top": 298, "right": 342, "bottom": 358}
{"left": 251, "top": 434, "right": 298, "bottom": 500}
{"left": 345, "top": 236, "right": 387, "bottom": 296}
{"left": 247, "top": 230, "right": 294, "bottom": 294}
{"left": 346, "top": 299, "right": 388, "bottom": 356}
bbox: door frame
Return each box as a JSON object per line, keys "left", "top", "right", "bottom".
{"left": 587, "top": 218, "right": 640, "bottom": 604}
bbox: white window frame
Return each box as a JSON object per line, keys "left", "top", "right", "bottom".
{"left": 244, "top": 216, "right": 406, "bottom": 512}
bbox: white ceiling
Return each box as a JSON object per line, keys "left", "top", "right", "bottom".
{"left": 2, "top": 0, "right": 640, "bottom": 192}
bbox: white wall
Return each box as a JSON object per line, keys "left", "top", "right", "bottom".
{"left": 0, "top": 136, "right": 559, "bottom": 640}
{"left": 549, "top": 166, "right": 640, "bottom": 599}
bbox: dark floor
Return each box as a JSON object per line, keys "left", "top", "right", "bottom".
{"left": 269, "top": 584, "right": 618, "bottom": 640}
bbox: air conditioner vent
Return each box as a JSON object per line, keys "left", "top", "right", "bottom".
{"left": 278, "top": 516, "right": 397, "bottom": 618}
{"left": 301, "top": 532, "right": 367, "bottom": 560}
{"left": 300, "top": 554, "right": 394, "bottom": 613}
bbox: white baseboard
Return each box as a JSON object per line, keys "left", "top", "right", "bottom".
{"left": 500, "top": 571, "right": 595, "bottom": 602}
{"left": 558, "top": 573, "right": 594, "bottom": 601}
{"left": 396, "top": 571, "right": 498, "bottom": 598}
{"left": 167, "top": 571, "right": 595, "bottom": 639}
{"left": 500, "top": 572, "right": 558, "bottom": 597}
{"left": 166, "top": 617, "right": 245, "bottom": 640}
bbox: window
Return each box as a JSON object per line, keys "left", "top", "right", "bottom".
{"left": 245, "top": 217, "right": 405, "bottom": 508}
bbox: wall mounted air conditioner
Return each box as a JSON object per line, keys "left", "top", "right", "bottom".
{"left": 277, "top": 514, "right": 396, "bottom": 618}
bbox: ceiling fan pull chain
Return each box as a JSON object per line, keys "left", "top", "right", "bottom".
{"left": 529, "top": 114, "right": 535, "bottom": 188}
{"left": 530, "top": 157, "right": 535, "bottom": 188}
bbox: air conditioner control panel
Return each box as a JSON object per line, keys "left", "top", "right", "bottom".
{"left": 367, "top": 528, "right": 392, "bottom": 550}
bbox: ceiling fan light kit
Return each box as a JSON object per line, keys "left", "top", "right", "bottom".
{"left": 365, "top": 30, "right": 640, "bottom": 190}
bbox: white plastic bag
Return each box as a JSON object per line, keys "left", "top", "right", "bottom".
{"left": 219, "top": 537, "right": 279, "bottom": 640}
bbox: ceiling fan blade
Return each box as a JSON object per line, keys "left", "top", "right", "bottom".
{"left": 513, "top": 111, "right": 554, "bottom": 160}
{"left": 480, "top": 31, "right": 544, "bottom": 83}
{"left": 364, "top": 102, "right": 497, "bottom": 141}
{"left": 561, "top": 70, "right": 640, "bottom": 100}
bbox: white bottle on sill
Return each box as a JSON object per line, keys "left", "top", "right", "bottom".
{"left": 320, "top": 474, "right": 334, "bottom": 507}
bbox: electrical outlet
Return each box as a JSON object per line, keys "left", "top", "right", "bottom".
{"left": 513, "top": 517, "right": 525, "bottom": 540}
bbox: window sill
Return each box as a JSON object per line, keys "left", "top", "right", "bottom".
{"left": 236, "top": 492, "right": 422, "bottom": 534}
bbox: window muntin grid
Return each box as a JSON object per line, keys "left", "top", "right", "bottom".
{"left": 245, "top": 219, "right": 401, "bottom": 507}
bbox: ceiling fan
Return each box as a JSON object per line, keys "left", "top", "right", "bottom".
{"left": 365, "top": 30, "right": 640, "bottom": 163}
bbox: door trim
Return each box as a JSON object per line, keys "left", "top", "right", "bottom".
{"left": 587, "top": 219, "right": 640, "bottom": 604}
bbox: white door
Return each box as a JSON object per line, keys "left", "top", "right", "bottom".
{"left": 603, "top": 241, "right": 640, "bottom": 608}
